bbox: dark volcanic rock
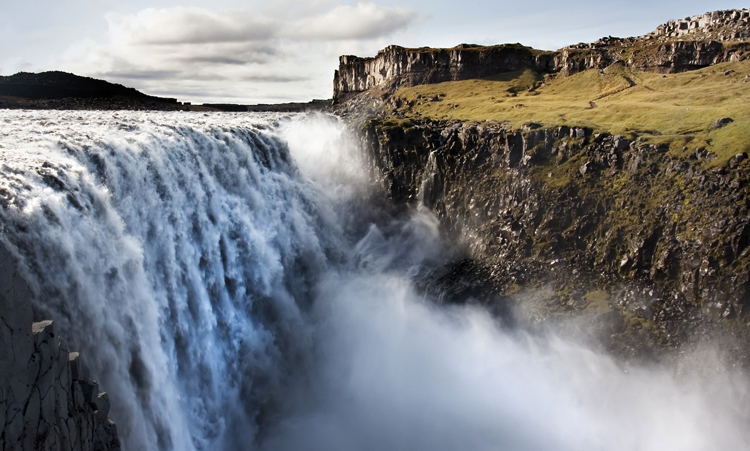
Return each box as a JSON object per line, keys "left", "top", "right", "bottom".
{"left": 0, "top": 245, "right": 120, "bottom": 451}
{"left": 360, "top": 118, "right": 750, "bottom": 363}
{"left": 334, "top": 44, "right": 554, "bottom": 101}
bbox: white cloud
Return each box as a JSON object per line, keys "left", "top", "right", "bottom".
{"left": 54, "top": 2, "right": 418, "bottom": 103}
{"left": 107, "top": 3, "right": 417, "bottom": 45}
{"left": 106, "top": 7, "right": 278, "bottom": 45}
{"left": 285, "top": 3, "right": 418, "bottom": 40}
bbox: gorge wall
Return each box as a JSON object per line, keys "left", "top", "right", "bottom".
{"left": 0, "top": 245, "right": 120, "bottom": 451}
{"left": 334, "top": 44, "right": 555, "bottom": 101}
{"left": 335, "top": 8, "right": 750, "bottom": 360}
{"left": 334, "top": 8, "right": 750, "bottom": 101}
{"left": 360, "top": 118, "right": 750, "bottom": 361}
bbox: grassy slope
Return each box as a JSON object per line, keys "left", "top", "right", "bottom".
{"left": 392, "top": 60, "right": 750, "bottom": 164}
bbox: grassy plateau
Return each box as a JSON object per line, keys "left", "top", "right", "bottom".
{"left": 390, "top": 60, "right": 750, "bottom": 164}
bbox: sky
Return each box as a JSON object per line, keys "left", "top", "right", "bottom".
{"left": 0, "top": 0, "right": 747, "bottom": 104}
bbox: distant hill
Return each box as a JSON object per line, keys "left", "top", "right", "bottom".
{"left": 204, "top": 99, "right": 331, "bottom": 113}
{"left": 0, "top": 71, "right": 331, "bottom": 112}
{"left": 0, "top": 71, "right": 195, "bottom": 110}
{"left": 0, "top": 71, "right": 168, "bottom": 100}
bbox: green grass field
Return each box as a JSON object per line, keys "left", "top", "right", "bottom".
{"left": 392, "top": 60, "right": 750, "bottom": 164}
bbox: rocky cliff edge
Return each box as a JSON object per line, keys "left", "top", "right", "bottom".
{"left": 334, "top": 8, "right": 750, "bottom": 101}
{"left": 0, "top": 245, "right": 120, "bottom": 451}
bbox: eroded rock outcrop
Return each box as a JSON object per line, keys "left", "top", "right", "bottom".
{"left": 334, "top": 44, "right": 555, "bottom": 101}
{"left": 654, "top": 9, "right": 750, "bottom": 40}
{"left": 0, "top": 245, "right": 119, "bottom": 451}
{"left": 334, "top": 9, "right": 750, "bottom": 100}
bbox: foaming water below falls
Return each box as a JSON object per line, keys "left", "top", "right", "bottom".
{"left": 0, "top": 110, "right": 748, "bottom": 450}
{"left": 266, "top": 271, "right": 750, "bottom": 450}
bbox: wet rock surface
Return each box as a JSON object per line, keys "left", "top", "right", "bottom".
{"left": 0, "top": 245, "right": 120, "bottom": 451}
{"left": 361, "top": 118, "right": 750, "bottom": 363}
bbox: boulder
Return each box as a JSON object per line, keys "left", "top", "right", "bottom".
{"left": 711, "top": 117, "right": 734, "bottom": 129}
{"left": 614, "top": 136, "right": 631, "bottom": 150}
{"left": 729, "top": 153, "right": 747, "bottom": 169}
{"left": 522, "top": 122, "right": 542, "bottom": 131}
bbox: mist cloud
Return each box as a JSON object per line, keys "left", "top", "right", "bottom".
{"left": 268, "top": 116, "right": 750, "bottom": 451}
{"left": 261, "top": 270, "right": 750, "bottom": 451}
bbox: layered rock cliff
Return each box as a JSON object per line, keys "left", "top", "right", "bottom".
{"left": 334, "top": 8, "right": 750, "bottom": 101}
{"left": 361, "top": 119, "right": 750, "bottom": 361}
{"left": 335, "top": 9, "right": 750, "bottom": 361}
{"left": 0, "top": 245, "right": 120, "bottom": 451}
{"left": 334, "top": 44, "right": 555, "bottom": 101}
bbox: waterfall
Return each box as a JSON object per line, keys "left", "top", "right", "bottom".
{"left": 1, "top": 110, "right": 749, "bottom": 451}
{"left": 0, "top": 110, "right": 341, "bottom": 450}
{"left": 418, "top": 150, "right": 440, "bottom": 209}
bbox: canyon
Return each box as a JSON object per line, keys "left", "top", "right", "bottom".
{"left": 1, "top": 7, "right": 750, "bottom": 451}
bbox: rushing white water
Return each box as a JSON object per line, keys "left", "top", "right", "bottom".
{"left": 0, "top": 111, "right": 341, "bottom": 449}
{"left": 0, "top": 110, "right": 748, "bottom": 451}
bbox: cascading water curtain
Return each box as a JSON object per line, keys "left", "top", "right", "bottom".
{"left": 0, "top": 111, "right": 343, "bottom": 450}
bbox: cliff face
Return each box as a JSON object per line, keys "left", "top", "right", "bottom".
{"left": 334, "top": 8, "right": 750, "bottom": 101}
{"left": 334, "top": 44, "right": 554, "bottom": 101}
{"left": 361, "top": 119, "right": 750, "bottom": 360}
{"left": 339, "top": 10, "right": 750, "bottom": 360}
{"left": 655, "top": 9, "right": 750, "bottom": 40}
{"left": 0, "top": 245, "right": 120, "bottom": 451}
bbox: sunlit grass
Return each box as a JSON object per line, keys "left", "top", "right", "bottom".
{"left": 392, "top": 60, "right": 750, "bottom": 164}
